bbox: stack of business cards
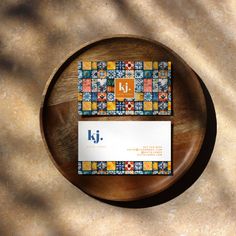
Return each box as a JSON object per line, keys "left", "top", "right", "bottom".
{"left": 78, "top": 60, "right": 172, "bottom": 175}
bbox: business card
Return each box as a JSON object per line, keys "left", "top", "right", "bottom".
{"left": 78, "top": 61, "right": 172, "bottom": 116}
{"left": 78, "top": 121, "right": 171, "bottom": 175}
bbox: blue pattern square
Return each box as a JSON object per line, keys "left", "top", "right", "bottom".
{"left": 107, "top": 92, "right": 115, "bottom": 101}
{"left": 116, "top": 101, "right": 125, "bottom": 111}
{"left": 97, "top": 61, "right": 107, "bottom": 70}
{"left": 158, "top": 161, "right": 168, "bottom": 170}
{"left": 116, "top": 70, "right": 125, "bottom": 78}
{"left": 158, "top": 101, "right": 168, "bottom": 111}
{"left": 83, "top": 92, "right": 91, "bottom": 101}
{"left": 144, "top": 92, "right": 152, "bottom": 101}
{"left": 116, "top": 61, "right": 125, "bottom": 70}
{"left": 107, "top": 70, "right": 116, "bottom": 79}
{"left": 116, "top": 161, "right": 125, "bottom": 171}
{"left": 135, "top": 70, "right": 144, "bottom": 79}
{"left": 144, "top": 70, "right": 152, "bottom": 78}
{"left": 134, "top": 161, "right": 143, "bottom": 171}
{"left": 134, "top": 61, "right": 143, "bottom": 70}
{"left": 91, "top": 92, "right": 97, "bottom": 101}
{"left": 135, "top": 78, "right": 143, "bottom": 92}
{"left": 97, "top": 161, "right": 107, "bottom": 171}
{"left": 135, "top": 101, "right": 143, "bottom": 111}
{"left": 83, "top": 70, "right": 91, "bottom": 78}
{"left": 97, "top": 102, "right": 107, "bottom": 110}
{"left": 152, "top": 92, "right": 158, "bottom": 101}
{"left": 126, "top": 70, "right": 134, "bottom": 78}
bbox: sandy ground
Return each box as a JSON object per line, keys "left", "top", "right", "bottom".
{"left": 0, "top": 0, "right": 235, "bottom": 235}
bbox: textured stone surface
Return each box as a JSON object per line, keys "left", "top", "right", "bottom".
{"left": 0, "top": 0, "right": 235, "bottom": 235}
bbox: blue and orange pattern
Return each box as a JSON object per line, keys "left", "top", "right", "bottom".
{"left": 78, "top": 61, "right": 172, "bottom": 116}
{"left": 78, "top": 161, "right": 172, "bottom": 175}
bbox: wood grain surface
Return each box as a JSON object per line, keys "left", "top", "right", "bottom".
{"left": 40, "top": 36, "right": 207, "bottom": 201}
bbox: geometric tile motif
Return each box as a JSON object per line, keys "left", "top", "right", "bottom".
{"left": 78, "top": 61, "right": 172, "bottom": 116}
{"left": 78, "top": 161, "right": 172, "bottom": 175}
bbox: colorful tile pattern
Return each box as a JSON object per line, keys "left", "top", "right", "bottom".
{"left": 78, "top": 61, "right": 172, "bottom": 116}
{"left": 78, "top": 161, "right": 172, "bottom": 175}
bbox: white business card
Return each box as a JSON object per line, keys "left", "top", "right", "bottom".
{"left": 78, "top": 121, "right": 171, "bottom": 174}
{"left": 78, "top": 121, "right": 171, "bottom": 162}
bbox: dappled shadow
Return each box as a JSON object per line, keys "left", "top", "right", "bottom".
{"left": 0, "top": 0, "right": 234, "bottom": 234}
{"left": 110, "top": 0, "right": 236, "bottom": 120}
{"left": 112, "top": 0, "right": 154, "bottom": 36}
{"left": 0, "top": 54, "right": 35, "bottom": 78}
{"left": 3, "top": 0, "right": 69, "bottom": 47}
{"left": 96, "top": 74, "right": 217, "bottom": 208}
{"left": 4, "top": 0, "right": 41, "bottom": 24}
{"left": 0, "top": 133, "right": 78, "bottom": 236}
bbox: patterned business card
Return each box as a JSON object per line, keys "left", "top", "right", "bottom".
{"left": 78, "top": 121, "right": 171, "bottom": 175}
{"left": 78, "top": 61, "right": 171, "bottom": 115}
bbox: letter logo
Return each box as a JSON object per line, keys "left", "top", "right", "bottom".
{"left": 88, "top": 130, "right": 103, "bottom": 144}
{"left": 115, "top": 78, "right": 134, "bottom": 99}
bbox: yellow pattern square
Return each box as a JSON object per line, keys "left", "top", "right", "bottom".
{"left": 143, "top": 161, "right": 152, "bottom": 171}
{"left": 144, "top": 101, "right": 152, "bottom": 110}
{"left": 168, "top": 61, "right": 171, "bottom": 70}
{"left": 168, "top": 101, "right": 171, "bottom": 110}
{"left": 82, "top": 61, "right": 92, "bottom": 70}
{"left": 153, "top": 61, "right": 158, "bottom": 69}
{"left": 92, "top": 61, "right": 97, "bottom": 69}
{"left": 78, "top": 93, "right": 83, "bottom": 101}
{"left": 153, "top": 162, "right": 158, "bottom": 170}
{"left": 107, "top": 102, "right": 116, "bottom": 110}
{"left": 168, "top": 162, "right": 171, "bottom": 170}
{"left": 144, "top": 61, "right": 153, "bottom": 70}
{"left": 92, "top": 161, "right": 97, "bottom": 170}
{"left": 107, "top": 161, "right": 116, "bottom": 171}
{"left": 92, "top": 102, "right": 97, "bottom": 110}
{"left": 107, "top": 61, "right": 116, "bottom": 70}
{"left": 135, "top": 92, "right": 144, "bottom": 101}
{"left": 153, "top": 102, "right": 158, "bottom": 110}
{"left": 82, "top": 161, "right": 91, "bottom": 171}
{"left": 82, "top": 101, "right": 91, "bottom": 110}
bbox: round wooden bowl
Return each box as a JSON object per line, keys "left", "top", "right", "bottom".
{"left": 40, "top": 35, "right": 207, "bottom": 202}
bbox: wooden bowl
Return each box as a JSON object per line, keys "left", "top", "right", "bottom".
{"left": 40, "top": 35, "right": 207, "bottom": 202}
